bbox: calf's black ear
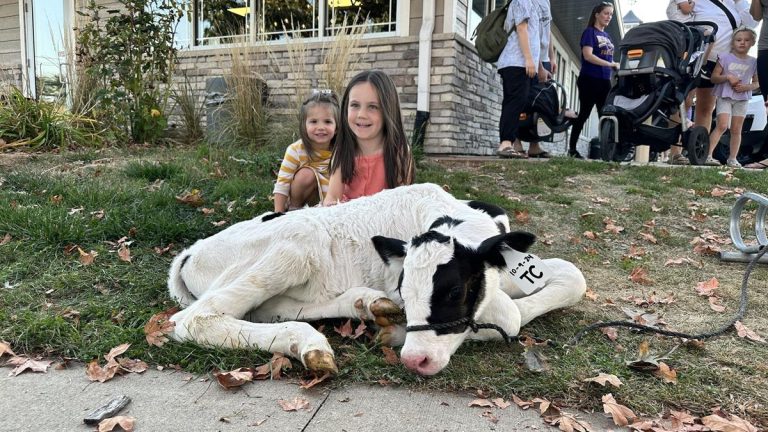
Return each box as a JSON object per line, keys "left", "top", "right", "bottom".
{"left": 477, "top": 231, "right": 537, "bottom": 267}
{"left": 504, "top": 231, "right": 536, "bottom": 252}
{"left": 371, "top": 236, "right": 408, "bottom": 266}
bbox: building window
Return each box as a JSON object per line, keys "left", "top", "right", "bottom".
{"left": 188, "top": 0, "right": 397, "bottom": 46}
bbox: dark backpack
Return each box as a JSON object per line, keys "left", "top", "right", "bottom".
{"left": 471, "top": 0, "right": 515, "bottom": 63}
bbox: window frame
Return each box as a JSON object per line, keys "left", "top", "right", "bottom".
{"left": 181, "top": 0, "right": 401, "bottom": 49}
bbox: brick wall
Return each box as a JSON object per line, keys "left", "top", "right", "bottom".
{"left": 173, "top": 32, "right": 572, "bottom": 156}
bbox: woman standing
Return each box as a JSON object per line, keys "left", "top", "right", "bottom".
{"left": 567, "top": 2, "right": 619, "bottom": 159}
{"left": 495, "top": 0, "right": 541, "bottom": 159}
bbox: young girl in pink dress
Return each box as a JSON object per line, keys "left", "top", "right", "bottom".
{"left": 323, "top": 70, "right": 414, "bottom": 205}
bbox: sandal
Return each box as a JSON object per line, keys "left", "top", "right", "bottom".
{"left": 744, "top": 161, "right": 768, "bottom": 169}
{"left": 527, "top": 151, "right": 551, "bottom": 158}
{"left": 564, "top": 109, "right": 578, "bottom": 119}
{"left": 497, "top": 147, "right": 528, "bottom": 159}
{"left": 667, "top": 153, "right": 690, "bottom": 165}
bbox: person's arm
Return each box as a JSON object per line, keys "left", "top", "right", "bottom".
{"left": 709, "top": 61, "right": 729, "bottom": 84}
{"left": 582, "top": 45, "right": 619, "bottom": 69}
{"left": 516, "top": 20, "right": 536, "bottom": 78}
{"left": 548, "top": 39, "right": 557, "bottom": 75}
{"left": 736, "top": 0, "right": 759, "bottom": 28}
{"left": 750, "top": 0, "right": 762, "bottom": 21}
{"left": 273, "top": 145, "right": 300, "bottom": 212}
{"left": 322, "top": 169, "right": 344, "bottom": 206}
{"left": 678, "top": 0, "right": 694, "bottom": 16}
{"left": 273, "top": 193, "right": 288, "bottom": 212}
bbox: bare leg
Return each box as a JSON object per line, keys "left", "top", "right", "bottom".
{"left": 707, "top": 113, "right": 730, "bottom": 159}
{"left": 288, "top": 167, "right": 319, "bottom": 210}
{"left": 729, "top": 115, "right": 745, "bottom": 161}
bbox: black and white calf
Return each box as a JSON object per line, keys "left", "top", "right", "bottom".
{"left": 167, "top": 183, "right": 585, "bottom": 375}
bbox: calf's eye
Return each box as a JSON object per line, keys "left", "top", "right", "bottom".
{"left": 447, "top": 286, "right": 464, "bottom": 302}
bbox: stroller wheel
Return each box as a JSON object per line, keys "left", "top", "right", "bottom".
{"left": 600, "top": 121, "right": 617, "bottom": 162}
{"left": 684, "top": 126, "right": 708, "bottom": 165}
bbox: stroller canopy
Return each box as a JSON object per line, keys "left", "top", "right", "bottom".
{"left": 620, "top": 21, "right": 688, "bottom": 62}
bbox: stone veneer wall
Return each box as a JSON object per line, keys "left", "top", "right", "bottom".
{"left": 173, "top": 33, "right": 568, "bottom": 156}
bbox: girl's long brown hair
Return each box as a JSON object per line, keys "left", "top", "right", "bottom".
{"left": 331, "top": 70, "right": 413, "bottom": 188}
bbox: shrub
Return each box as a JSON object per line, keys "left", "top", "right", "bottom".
{"left": 76, "top": 0, "right": 183, "bottom": 144}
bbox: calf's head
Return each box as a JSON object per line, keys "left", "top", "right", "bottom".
{"left": 372, "top": 229, "right": 535, "bottom": 375}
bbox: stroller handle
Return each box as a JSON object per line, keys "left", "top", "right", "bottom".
{"left": 686, "top": 20, "right": 718, "bottom": 38}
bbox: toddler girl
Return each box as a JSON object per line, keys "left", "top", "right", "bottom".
{"left": 273, "top": 90, "right": 339, "bottom": 211}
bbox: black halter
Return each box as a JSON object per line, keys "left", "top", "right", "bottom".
{"left": 405, "top": 316, "right": 520, "bottom": 344}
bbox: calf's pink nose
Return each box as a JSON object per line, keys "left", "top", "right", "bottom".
{"left": 401, "top": 354, "right": 431, "bottom": 372}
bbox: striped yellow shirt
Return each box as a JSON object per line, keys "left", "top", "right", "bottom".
{"left": 273, "top": 140, "right": 332, "bottom": 199}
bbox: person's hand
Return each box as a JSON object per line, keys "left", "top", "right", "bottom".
{"left": 550, "top": 62, "right": 557, "bottom": 76}
{"left": 733, "top": 83, "right": 751, "bottom": 92}
{"left": 537, "top": 67, "right": 551, "bottom": 83}
{"left": 610, "top": 62, "right": 620, "bottom": 70}
{"left": 525, "top": 58, "right": 536, "bottom": 78}
{"left": 727, "top": 74, "right": 740, "bottom": 86}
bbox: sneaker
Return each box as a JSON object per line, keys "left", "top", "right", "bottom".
{"left": 704, "top": 157, "right": 722, "bottom": 166}
{"left": 568, "top": 150, "right": 584, "bottom": 159}
{"left": 726, "top": 159, "right": 742, "bottom": 168}
{"left": 668, "top": 153, "right": 690, "bottom": 165}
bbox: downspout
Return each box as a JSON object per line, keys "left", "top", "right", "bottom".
{"left": 413, "top": 0, "right": 434, "bottom": 153}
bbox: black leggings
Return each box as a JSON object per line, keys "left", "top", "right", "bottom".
{"left": 498, "top": 66, "right": 531, "bottom": 143}
{"left": 569, "top": 74, "right": 612, "bottom": 151}
{"left": 758, "top": 49, "right": 768, "bottom": 102}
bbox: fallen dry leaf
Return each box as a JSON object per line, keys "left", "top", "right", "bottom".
{"left": 702, "top": 412, "right": 758, "bottom": 432}
{"left": 175, "top": 189, "right": 204, "bottom": 207}
{"left": 117, "top": 244, "right": 131, "bottom": 263}
{"left": 585, "top": 288, "right": 598, "bottom": 301}
{"left": 583, "top": 373, "right": 622, "bottom": 388}
{"left": 492, "top": 398, "right": 511, "bottom": 409}
{"left": 214, "top": 367, "right": 254, "bottom": 389}
{"left": 629, "top": 267, "right": 653, "bottom": 285}
{"left": 299, "top": 372, "right": 332, "bottom": 389}
{"left": 695, "top": 278, "right": 719, "bottom": 297}
{"left": 253, "top": 352, "right": 293, "bottom": 380}
{"left": 118, "top": 358, "right": 149, "bottom": 374}
{"left": 734, "top": 321, "right": 766, "bottom": 343}
{"left": 583, "top": 231, "right": 598, "bottom": 240}
{"left": 468, "top": 398, "right": 495, "bottom": 408}
{"left": 381, "top": 346, "right": 399, "bottom": 365}
{"left": 279, "top": 397, "right": 310, "bottom": 411}
{"left": 653, "top": 362, "right": 678, "bottom": 384}
{"left": 514, "top": 209, "right": 530, "bottom": 224}
{"left": 98, "top": 416, "right": 135, "bottom": 432}
{"left": 144, "top": 307, "right": 178, "bottom": 347}
{"left": 86, "top": 359, "right": 120, "bottom": 383}
{"left": 513, "top": 394, "right": 533, "bottom": 409}
{"left": 78, "top": 247, "right": 97, "bottom": 266}
{"left": 602, "top": 393, "right": 637, "bottom": 427}
{"left": 544, "top": 411, "right": 594, "bottom": 432}
{"left": 600, "top": 327, "right": 618, "bottom": 342}
{"left": 334, "top": 319, "right": 367, "bottom": 339}
{"left": 0, "top": 341, "right": 15, "bottom": 357}
{"left": 638, "top": 232, "right": 657, "bottom": 244}
{"left": 481, "top": 410, "right": 499, "bottom": 424}
{"left": 664, "top": 257, "right": 701, "bottom": 268}
{"left": 709, "top": 297, "right": 726, "bottom": 313}
{"left": 105, "top": 343, "right": 131, "bottom": 363}
{"left": 0, "top": 233, "right": 11, "bottom": 245}
{"left": 7, "top": 357, "right": 52, "bottom": 377}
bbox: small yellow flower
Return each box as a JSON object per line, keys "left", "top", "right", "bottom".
{"left": 150, "top": 108, "right": 161, "bottom": 117}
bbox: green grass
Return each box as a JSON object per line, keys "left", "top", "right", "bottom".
{"left": 1, "top": 148, "right": 768, "bottom": 428}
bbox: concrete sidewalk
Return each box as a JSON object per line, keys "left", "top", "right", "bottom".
{"left": 0, "top": 364, "right": 618, "bottom": 431}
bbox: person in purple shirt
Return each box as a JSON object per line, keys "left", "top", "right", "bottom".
{"left": 567, "top": 2, "right": 619, "bottom": 159}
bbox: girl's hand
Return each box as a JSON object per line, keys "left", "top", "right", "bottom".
{"left": 611, "top": 62, "right": 620, "bottom": 70}
{"left": 727, "top": 75, "right": 740, "bottom": 86}
{"left": 733, "top": 83, "right": 752, "bottom": 93}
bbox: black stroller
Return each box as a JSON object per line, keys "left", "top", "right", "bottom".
{"left": 599, "top": 20, "right": 717, "bottom": 164}
{"left": 518, "top": 79, "right": 574, "bottom": 143}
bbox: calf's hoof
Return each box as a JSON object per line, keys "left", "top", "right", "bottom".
{"left": 303, "top": 350, "right": 338, "bottom": 375}
{"left": 370, "top": 298, "right": 405, "bottom": 326}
